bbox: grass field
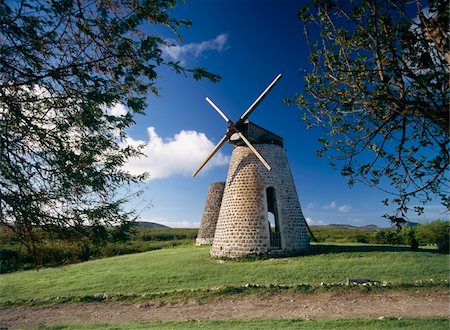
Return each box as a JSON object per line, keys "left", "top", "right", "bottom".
{"left": 17, "top": 318, "right": 450, "bottom": 330}
{"left": 2, "top": 223, "right": 448, "bottom": 273}
{"left": 1, "top": 244, "right": 448, "bottom": 306}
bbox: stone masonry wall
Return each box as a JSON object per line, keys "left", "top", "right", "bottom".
{"left": 196, "top": 182, "right": 225, "bottom": 245}
{"left": 210, "top": 144, "right": 309, "bottom": 258}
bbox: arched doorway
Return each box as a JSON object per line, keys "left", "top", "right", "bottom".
{"left": 266, "top": 187, "right": 281, "bottom": 248}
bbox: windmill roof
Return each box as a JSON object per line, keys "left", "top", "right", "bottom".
{"left": 229, "top": 120, "right": 284, "bottom": 147}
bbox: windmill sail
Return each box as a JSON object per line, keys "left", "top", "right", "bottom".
{"left": 192, "top": 74, "right": 282, "bottom": 177}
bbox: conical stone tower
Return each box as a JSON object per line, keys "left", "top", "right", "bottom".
{"left": 192, "top": 74, "right": 310, "bottom": 258}
{"left": 210, "top": 125, "right": 309, "bottom": 258}
{"left": 196, "top": 181, "right": 225, "bottom": 245}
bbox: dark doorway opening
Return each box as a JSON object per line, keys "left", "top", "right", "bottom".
{"left": 266, "top": 187, "right": 281, "bottom": 248}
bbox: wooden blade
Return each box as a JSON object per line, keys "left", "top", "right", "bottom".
{"left": 240, "top": 73, "right": 282, "bottom": 122}
{"left": 237, "top": 132, "right": 272, "bottom": 171}
{"left": 205, "top": 97, "right": 233, "bottom": 124}
{"left": 192, "top": 133, "right": 230, "bottom": 177}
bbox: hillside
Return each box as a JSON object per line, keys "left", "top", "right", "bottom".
{"left": 137, "top": 221, "right": 170, "bottom": 229}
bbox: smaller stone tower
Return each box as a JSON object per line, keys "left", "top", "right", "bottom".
{"left": 196, "top": 182, "right": 225, "bottom": 245}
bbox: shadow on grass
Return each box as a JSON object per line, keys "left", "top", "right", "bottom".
{"left": 225, "top": 244, "right": 443, "bottom": 262}
{"left": 306, "top": 243, "right": 441, "bottom": 255}
{"left": 218, "top": 244, "right": 443, "bottom": 262}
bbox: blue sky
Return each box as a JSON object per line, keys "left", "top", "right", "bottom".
{"left": 119, "top": 0, "right": 446, "bottom": 228}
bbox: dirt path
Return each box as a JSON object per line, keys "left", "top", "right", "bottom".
{"left": 1, "top": 290, "right": 449, "bottom": 328}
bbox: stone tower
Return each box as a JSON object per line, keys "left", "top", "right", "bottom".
{"left": 196, "top": 181, "right": 225, "bottom": 245}
{"left": 209, "top": 123, "right": 309, "bottom": 258}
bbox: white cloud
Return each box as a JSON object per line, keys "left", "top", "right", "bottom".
{"left": 123, "top": 127, "right": 229, "bottom": 180}
{"left": 337, "top": 205, "right": 352, "bottom": 213}
{"left": 322, "top": 201, "right": 352, "bottom": 213}
{"left": 323, "top": 201, "right": 337, "bottom": 210}
{"left": 162, "top": 33, "right": 229, "bottom": 65}
{"left": 100, "top": 103, "right": 128, "bottom": 138}
{"left": 305, "top": 217, "right": 327, "bottom": 226}
{"left": 348, "top": 217, "right": 364, "bottom": 224}
{"left": 307, "top": 202, "right": 318, "bottom": 209}
{"left": 107, "top": 103, "right": 127, "bottom": 117}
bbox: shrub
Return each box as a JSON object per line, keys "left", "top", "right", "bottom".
{"left": 415, "top": 220, "right": 449, "bottom": 253}
{"left": 355, "top": 235, "right": 369, "bottom": 243}
{"left": 415, "top": 220, "right": 449, "bottom": 245}
{"left": 371, "top": 230, "right": 402, "bottom": 245}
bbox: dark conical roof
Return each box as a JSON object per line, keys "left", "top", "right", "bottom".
{"left": 229, "top": 120, "right": 284, "bottom": 147}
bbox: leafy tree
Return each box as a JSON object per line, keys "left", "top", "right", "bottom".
{"left": 397, "top": 227, "right": 419, "bottom": 249}
{"left": 0, "top": 0, "right": 220, "bottom": 262}
{"left": 372, "top": 229, "right": 401, "bottom": 245}
{"left": 415, "top": 220, "right": 449, "bottom": 244}
{"left": 295, "top": 0, "right": 449, "bottom": 228}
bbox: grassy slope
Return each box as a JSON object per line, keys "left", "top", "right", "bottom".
{"left": 1, "top": 244, "right": 448, "bottom": 304}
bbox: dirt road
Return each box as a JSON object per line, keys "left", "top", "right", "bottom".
{"left": 1, "top": 290, "right": 449, "bottom": 328}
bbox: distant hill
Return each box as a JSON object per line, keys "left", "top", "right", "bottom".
{"left": 312, "top": 224, "right": 382, "bottom": 230}
{"left": 360, "top": 224, "right": 380, "bottom": 230}
{"left": 328, "top": 224, "right": 359, "bottom": 228}
{"left": 137, "top": 222, "right": 170, "bottom": 229}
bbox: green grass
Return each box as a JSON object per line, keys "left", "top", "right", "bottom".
{"left": 0, "top": 227, "right": 200, "bottom": 273}
{"left": 19, "top": 318, "right": 450, "bottom": 330}
{"left": 1, "top": 244, "right": 448, "bottom": 306}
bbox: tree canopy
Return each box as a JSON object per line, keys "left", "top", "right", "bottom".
{"left": 296, "top": 0, "right": 449, "bottom": 228}
{"left": 0, "top": 0, "right": 220, "bottom": 260}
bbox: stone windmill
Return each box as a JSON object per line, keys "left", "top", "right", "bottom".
{"left": 193, "top": 74, "right": 310, "bottom": 258}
